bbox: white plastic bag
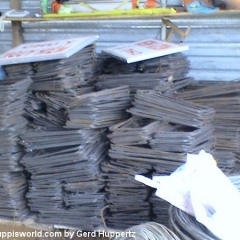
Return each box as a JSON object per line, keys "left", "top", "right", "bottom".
{"left": 135, "top": 150, "right": 240, "bottom": 240}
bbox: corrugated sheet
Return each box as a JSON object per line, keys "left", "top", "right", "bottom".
{"left": 0, "top": 1, "right": 240, "bottom": 81}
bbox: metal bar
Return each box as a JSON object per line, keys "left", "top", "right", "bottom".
{"left": 10, "top": 0, "right": 23, "bottom": 47}
{"left": 161, "top": 21, "right": 167, "bottom": 40}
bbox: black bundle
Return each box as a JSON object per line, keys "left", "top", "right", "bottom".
{"left": 108, "top": 117, "right": 165, "bottom": 146}
{"left": 106, "top": 103, "right": 214, "bottom": 229}
{"left": 35, "top": 87, "right": 94, "bottom": 109}
{"left": 66, "top": 86, "right": 131, "bottom": 129}
{"left": 21, "top": 142, "right": 107, "bottom": 177}
{"left": 105, "top": 121, "right": 189, "bottom": 228}
{"left": 128, "top": 91, "right": 215, "bottom": 128}
{"left": 105, "top": 81, "right": 215, "bottom": 227}
{"left": 109, "top": 145, "right": 186, "bottom": 175}
{"left": 97, "top": 53, "right": 193, "bottom": 94}
{"left": 96, "top": 50, "right": 216, "bottom": 229}
{"left": 103, "top": 53, "right": 189, "bottom": 74}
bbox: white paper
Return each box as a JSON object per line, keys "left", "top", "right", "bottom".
{"left": 102, "top": 39, "right": 189, "bottom": 63}
{"left": 0, "top": 35, "right": 99, "bottom": 65}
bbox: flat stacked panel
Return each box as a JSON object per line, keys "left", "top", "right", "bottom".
{"left": 103, "top": 118, "right": 155, "bottom": 229}
{"left": 97, "top": 52, "right": 215, "bottom": 228}
{"left": 15, "top": 45, "right": 131, "bottom": 230}
{"left": 176, "top": 81, "right": 240, "bottom": 174}
{"left": 96, "top": 53, "right": 193, "bottom": 95}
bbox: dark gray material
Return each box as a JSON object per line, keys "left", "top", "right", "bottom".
{"left": 169, "top": 205, "right": 220, "bottom": 240}
{"left": 128, "top": 91, "right": 215, "bottom": 128}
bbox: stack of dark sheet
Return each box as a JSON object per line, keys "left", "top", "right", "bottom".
{"left": 105, "top": 90, "right": 215, "bottom": 227}
{"left": 19, "top": 128, "right": 103, "bottom": 152}
{"left": 127, "top": 91, "right": 215, "bottom": 174}
{"left": 103, "top": 118, "right": 158, "bottom": 229}
{"left": 103, "top": 171, "right": 150, "bottom": 229}
{"left": 66, "top": 86, "right": 131, "bottom": 129}
{"left": 95, "top": 52, "right": 213, "bottom": 228}
{"left": 0, "top": 77, "right": 32, "bottom": 220}
{"left": 21, "top": 140, "right": 108, "bottom": 229}
{"left": 4, "top": 63, "right": 33, "bottom": 78}
{"left": 96, "top": 53, "right": 193, "bottom": 94}
{"left": 149, "top": 125, "right": 214, "bottom": 154}
{"left": 149, "top": 194, "right": 170, "bottom": 227}
{"left": 105, "top": 119, "right": 185, "bottom": 227}
{"left": 16, "top": 45, "right": 110, "bottom": 230}
{"left": 30, "top": 45, "right": 101, "bottom": 92}
{"left": 18, "top": 44, "right": 133, "bottom": 230}
{"left": 176, "top": 80, "right": 240, "bottom": 174}
{"left": 109, "top": 145, "right": 186, "bottom": 175}
{"left": 24, "top": 87, "right": 94, "bottom": 128}
{"left": 128, "top": 91, "right": 215, "bottom": 128}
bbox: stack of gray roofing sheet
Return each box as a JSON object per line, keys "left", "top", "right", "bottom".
{"left": 96, "top": 52, "right": 214, "bottom": 229}
{"left": 176, "top": 80, "right": 240, "bottom": 174}
{"left": 66, "top": 86, "right": 131, "bottom": 129}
